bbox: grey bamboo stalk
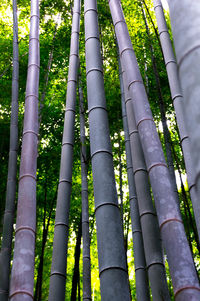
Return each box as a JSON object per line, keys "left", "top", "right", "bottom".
{"left": 119, "top": 61, "right": 150, "bottom": 301}
{"left": 152, "top": 0, "right": 200, "bottom": 243}
{"left": 122, "top": 63, "right": 170, "bottom": 301}
{"left": 141, "top": 4, "right": 178, "bottom": 201}
{"left": 84, "top": 0, "right": 130, "bottom": 299}
{"left": 165, "top": 0, "right": 200, "bottom": 203}
{"left": 109, "top": 0, "right": 200, "bottom": 299}
{"left": 79, "top": 75, "right": 92, "bottom": 301}
{"left": 48, "top": 1, "right": 81, "bottom": 300}
{"left": 0, "top": 0, "right": 19, "bottom": 299}
{"left": 9, "top": 0, "right": 40, "bottom": 300}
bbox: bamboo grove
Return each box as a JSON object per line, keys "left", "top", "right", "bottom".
{"left": 0, "top": 0, "right": 200, "bottom": 300}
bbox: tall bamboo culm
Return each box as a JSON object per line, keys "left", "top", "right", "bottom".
{"left": 48, "top": 1, "right": 81, "bottom": 300}
{"left": 165, "top": 0, "right": 200, "bottom": 201}
{"left": 153, "top": 0, "right": 200, "bottom": 242}
{"left": 79, "top": 75, "right": 92, "bottom": 301}
{"left": 0, "top": 0, "right": 19, "bottom": 299}
{"left": 109, "top": 0, "right": 200, "bottom": 300}
{"left": 141, "top": 4, "right": 179, "bottom": 202}
{"left": 122, "top": 63, "right": 170, "bottom": 301}
{"left": 119, "top": 61, "right": 150, "bottom": 301}
{"left": 9, "top": 0, "right": 40, "bottom": 300}
{"left": 84, "top": 0, "right": 130, "bottom": 299}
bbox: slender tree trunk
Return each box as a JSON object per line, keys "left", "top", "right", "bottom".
{"left": 79, "top": 74, "right": 92, "bottom": 301}
{"left": 118, "top": 133, "right": 124, "bottom": 221}
{"left": 9, "top": 0, "right": 40, "bottom": 300}
{"left": 84, "top": 0, "right": 130, "bottom": 299}
{"left": 109, "top": 0, "right": 200, "bottom": 299}
{"left": 71, "top": 221, "right": 82, "bottom": 301}
{"left": 172, "top": 145, "right": 200, "bottom": 254}
{"left": 152, "top": 0, "right": 200, "bottom": 241}
{"left": 48, "top": 1, "right": 81, "bottom": 300}
{"left": 34, "top": 187, "right": 56, "bottom": 301}
{"left": 0, "top": 0, "right": 19, "bottom": 299}
{"left": 38, "top": 22, "right": 58, "bottom": 127}
{"left": 141, "top": 5, "right": 178, "bottom": 200}
{"left": 119, "top": 59, "right": 150, "bottom": 301}
{"left": 165, "top": 0, "right": 200, "bottom": 207}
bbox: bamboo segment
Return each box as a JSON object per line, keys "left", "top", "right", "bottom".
{"left": 119, "top": 61, "right": 150, "bottom": 301}
{"left": 84, "top": 0, "right": 130, "bottom": 299}
{"left": 153, "top": 0, "right": 200, "bottom": 243}
{"left": 9, "top": 0, "right": 40, "bottom": 300}
{"left": 79, "top": 75, "right": 92, "bottom": 301}
{"left": 109, "top": 0, "right": 200, "bottom": 299}
{"left": 0, "top": 0, "right": 19, "bottom": 299}
{"left": 48, "top": 1, "right": 81, "bottom": 300}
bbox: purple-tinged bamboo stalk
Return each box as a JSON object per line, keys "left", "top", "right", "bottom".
{"left": 0, "top": 0, "right": 19, "bottom": 299}
{"left": 109, "top": 0, "right": 200, "bottom": 299}
{"left": 119, "top": 60, "right": 150, "bottom": 301}
{"left": 79, "top": 75, "right": 92, "bottom": 301}
{"left": 141, "top": 4, "right": 179, "bottom": 202}
{"left": 122, "top": 63, "right": 170, "bottom": 300}
{"left": 84, "top": 0, "right": 130, "bottom": 299}
{"left": 9, "top": 0, "right": 40, "bottom": 300}
{"left": 153, "top": 0, "right": 200, "bottom": 243}
{"left": 48, "top": 0, "right": 80, "bottom": 300}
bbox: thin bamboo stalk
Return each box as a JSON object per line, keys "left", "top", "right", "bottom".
{"left": 0, "top": 0, "right": 19, "bottom": 299}
{"left": 48, "top": 1, "right": 81, "bottom": 300}
{"left": 119, "top": 60, "right": 150, "bottom": 301}
{"left": 153, "top": 0, "right": 200, "bottom": 244}
{"left": 109, "top": 0, "right": 200, "bottom": 299}
{"left": 79, "top": 74, "right": 92, "bottom": 301}
{"left": 141, "top": 4, "right": 178, "bottom": 201}
{"left": 122, "top": 63, "right": 170, "bottom": 300}
{"left": 9, "top": 0, "right": 40, "bottom": 299}
{"left": 84, "top": 0, "right": 130, "bottom": 299}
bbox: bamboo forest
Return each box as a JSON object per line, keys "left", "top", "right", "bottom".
{"left": 1, "top": 0, "right": 200, "bottom": 300}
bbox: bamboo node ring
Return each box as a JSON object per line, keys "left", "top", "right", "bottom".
{"left": 128, "top": 79, "right": 143, "bottom": 90}
{"left": 9, "top": 290, "right": 34, "bottom": 299}
{"left": 95, "top": 202, "right": 119, "bottom": 214}
{"left": 15, "top": 226, "right": 35, "bottom": 235}
{"left": 86, "top": 67, "right": 103, "bottom": 77}
{"left": 99, "top": 266, "right": 127, "bottom": 277}
{"left": 174, "top": 286, "right": 200, "bottom": 298}
{"left": 19, "top": 174, "right": 36, "bottom": 181}
{"left": 54, "top": 222, "right": 69, "bottom": 228}
{"left": 50, "top": 271, "right": 66, "bottom": 279}
{"left": 91, "top": 149, "right": 113, "bottom": 160}
{"left": 148, "top": 162, "right": 167, "bottom": 173}
{"left": 160, "top": 218, "right": 183, "bottom": 230}
{"left": 23, "top": 130, "right": 38, "bottom": 137}
{"left": 84, "top": 8, "right": 97, "bottom": 15}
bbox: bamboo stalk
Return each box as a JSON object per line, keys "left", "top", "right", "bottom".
{"left": 165, "top": 0, "right": 200, "bottom": 203}
{"left": 153, "top": 0, "right": 200, "bottom": 244}
{"left": 0, "top": 0, "right": 19, "bottom": 299}
{"left": 84, "top": 0, "right": 130, "bottom": 299}
{"left": 119, "top": 59, "right": 150, "bottom": 301}
{"left": 48, "top": 1, "right": 81, "bottom": 299}
{"left": 79, "top": 74, "right": 92, "bottom": 301}
{"left": 109, "top": 0, "right": 200, "bottom": 299}
{"left": 9, "top": 0, "right": 40, "bottom": 299}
